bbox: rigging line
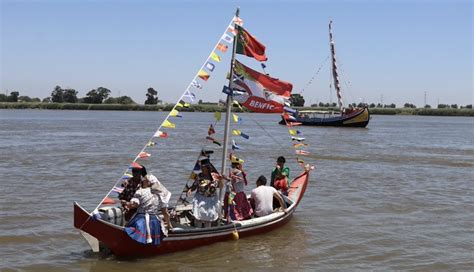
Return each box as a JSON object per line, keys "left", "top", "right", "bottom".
{"left": 80, "top": 16, "right": 237, "bottom": 229}
{"left": 299, "top": 55, "right": 330, "bottom": 95}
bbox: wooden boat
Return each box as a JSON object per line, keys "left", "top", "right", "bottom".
{"left": 74, "top": 171, "right": 309, "bottom": 257}
{"left": 280, "top": 21, "right": 370, "bottom": 128}
{"left": 73, "top": 9, "right": 313, "bottom": 258}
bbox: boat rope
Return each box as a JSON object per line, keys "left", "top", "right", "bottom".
{"left": 299, "top": 55, "right": 330, "bottom": 95}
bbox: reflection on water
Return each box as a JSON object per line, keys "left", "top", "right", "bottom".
{"left": 0, "top": 110, "right": 472, "bottom": 271}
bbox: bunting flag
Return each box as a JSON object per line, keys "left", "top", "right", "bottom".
{"left": 221, "top": 33, "right": 233, "bottom": 43}
{"left": 217, "top": 43, "right": 228, "bottom": 53}
{"left": 287, "top": 122, "right": 302, "bottom": 126}
{"left": 291, "top": 136, "right": 305, "bottom": 142}
{"left": 235, "top": 25, "right": 267, "bottom": 62}
{"left": 297, "top": 158, "right": 305, "bottom": 164}
{"left": 112, "top": 186, "right": 124, "bottom": 193}
{"left": 214, "top": 112, "right": 221, "bottom": 121}
{"left": 230, "top": 153, "right": 244, "bottom": 164}
{"left": 293, "top": 143, "right": 308, "bottom": 148}
{"left": 282, "top": 113, "right": 297, "bottom": 121}
{"left": 232, "top": 129, "right": 249, "bottom": 139}
{"left": 232, "top": 60, "right": 292, "bottom": 113}
{"left": 121, "top": 173, "right": 132, "bottom": 179}
{"left": 147, "top": 141, "right": 156, "bottom": 147}
{"left": 284, "top": 106, "right": 297, "bottom": 114}
{"left": 154, "top": 130, "right": 168, "bottom": 138}
{"left": 210, "top": 52, "right": 221, "bottom": 62}
{"left": 177, "top": 101, "right": 190, "bottom": 108}
{"left": 208, "top": 124, "right": 215, "bottom": 135}
{"left": 295, "top": 150, "right": 310, "bottom": 156}
{"left": 130, "top": 162, "right": 143, "bottom": 169}
{"left": 183, "top": 90, "right": 196, "bottom": 102}
{"left": 162, "top": 120, "right": 176, "bottom": 128}
{"left": 189, "top": 172, "right": 198, "bottom": 180}
{"left": 206, "top": 136, "right": 221, "bottom": 146}
{"left": 193, "top": 161, "right": 201, "bottom": 171}
{"left": 191, "top": 80, "right": 203, "bottom": 89}
{"left": 288, "top": 129, "right": 301, "bottom": 135}
{"left": 170, "top": 109, "right": 182, "bottom": 117}
{"left": 138, "top": 152, "right": 151, "bottom": 158}
{"left": 206, "top": 62, "right": 215, "bottom": 72}
{"left": 198, "top": 70, "right": 210, "bottom": 81}
{"left": 232, "top": 113, "right": 241, "bottom": 123}
{"left": 233, "top": 100, "right": 244, "bottom": 111}
{"left": 232, "top": 139, "right": 240, "bottom": 150}
{"left": 227, "top": 25, "right": 237, "bottom": 35}
{"left": 233, "top": 16, "right": 244, "bottom": 26}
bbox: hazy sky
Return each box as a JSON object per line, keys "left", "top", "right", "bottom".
{"left": 1, "top": 0, "right": 472, "bottom": 107}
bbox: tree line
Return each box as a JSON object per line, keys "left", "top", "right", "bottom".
{"left": 0, "top": 86, "right": 161, "bottom": 105}
{"left": 1, "top": 89, "right": 472, "bottom": 109}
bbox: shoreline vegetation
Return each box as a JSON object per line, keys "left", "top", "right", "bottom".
{"left": 1, "top": 102, "right": 473, "bottom": 116}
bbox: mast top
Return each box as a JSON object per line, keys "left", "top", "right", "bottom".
{"left": 235, "top": 7, "right": 240, "bottom": 17}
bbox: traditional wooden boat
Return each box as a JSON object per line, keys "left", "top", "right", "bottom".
{"left": 74, "top": 9, "right": 313, "bottom": 258}
{"left": 280, "top": 21, "right": 370, "bottom": 128}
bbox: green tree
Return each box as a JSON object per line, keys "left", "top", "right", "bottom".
{"left": 85, "top": 87, "right": 111, "bottom": 104}
{"left": 63, "top": 89, "right": 78, "bottom": 103}
{"left": 466, "top": 104, "right": 472, "bottom": 109}
{"left": 7, "top": 91, "right": 19, "bottom": 102}
{"left": 145, "top": 87, "right": 158, "bottom": 105}
{"left": 51, "top": 86, "right": 64, "bottom": 103}
{"left": 0, "top": 94, "right": 7, "bottom": 102}
{"left": 450, "top": 104, "right": 458, "bottom": 109}
{"left": 18, "top": 96, "right": 32, "bottom": 102}
{"left": 369, "top": 103, "right": 376, "bottom": 108}
{"left": 424, "top": 104, "right": 431, "bottom": 108}
{"left": 289, "top": 93, "right": 305, "bottom": 107}
{"left": 42, "top": 97, "right": 52, "bottom": 103}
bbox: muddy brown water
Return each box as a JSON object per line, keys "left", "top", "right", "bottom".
{"left": 0, "top": 110, "right": 472, "bottom": 271}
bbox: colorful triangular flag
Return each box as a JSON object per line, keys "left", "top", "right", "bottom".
{"left": 138, "top": 151, "right": 151, "bottom": 158}
{"left": 214, "top": 112, "right": 221, "bottom": 121}
{"left": 154, "top": 130, "right": 168, "bottom": 138}
{"left": 217, "top": 43, "right": 228, "bottom": 53}
{"left": 210, "top": 52, "right": 221, "bottom": 62}
{"left": 191, "top": 80, "right": 203, "bottom": 89}
{"left": 206, "top": 62, "right": 215, "bottom": 72}
{"left": 221, "top": 33, "right": 234, "bottom": 43}
{"left": 198, "top": 70, "right": 210, "bottom": 81}
{"left": 232, "top": 139, "right": 240, "bottom": 150}
{"left": 295, "top": 150, "right": 310, "bottom": 156}
{"left": 208, "top": 124, "right": 215, "bottom": 136}
{"left": 232, "top": 113, "right": 241, "bottom": 123}
{"left": 170, "top": 109, "right": 182, "bottom": 118}
{"left": 206, "top": 136, "right": 221, "bottom": 146}
{"left": 183, "top": 90, "right": 196, "bottom": 102}
{"left": 162, "top": 120, "right": 176, "bottom": 128}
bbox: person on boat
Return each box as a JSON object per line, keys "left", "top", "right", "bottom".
{"left": 146, "top": 174, "right": 171, "bottom": 209}
{"left": 250, "top": 175, "right": 287, "bottom": 217}
{"left": 223, "top": 156, "right": 253, "bottom": 221}
{"left": 187, "top": 158, "right": 223, "bottom": 228}
{"left": 119, "top": 164, "right": 143, "bottom": 221}
{"left": 270, "top": 156, "right": 290, "bottom": 195}
{"left": 122, "top": 175, "right": 171, "bottom": 245}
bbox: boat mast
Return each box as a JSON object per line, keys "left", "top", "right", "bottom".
{"left": 329, "top": 20, "right": 344, "bottom": 114}
{"left": 220, "top": 8, "right": 240, "bottom": 176}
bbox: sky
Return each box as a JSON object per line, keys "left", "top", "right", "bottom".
{"left": 1, "top": 0, "right": 472, "bottom": 107}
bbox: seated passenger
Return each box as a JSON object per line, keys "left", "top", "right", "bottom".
{"left": 250, "top": 175, "right": 287, "bottom": 217}
{"left": 270, "top": 156, "right": 290, "bottom": 195}
{"left": 187, "top": 158, "right": 223, "bottom": 228}
{"left": 122, "top": 175, "right": 171, "bottom": 245}
{"left": 223, "top": 157, "right": 253, "bottom": 221}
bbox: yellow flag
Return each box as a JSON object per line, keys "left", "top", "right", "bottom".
{"left": 162, "top": 119, "right": 175, "bottom": 128}
{"left": 210, "top": 52, "right": 221, "bottom": 62}
{"left": 170, "top": 109, "right": 180, "bottom": 117}
{"left": 214, "top": 112, "right": 221, "bottom": 121}
{"left": 176, "top": 102, "right": 184, "bottom": 108}
{"left": 232, "top": 114, "right": 239, "bottom": 123}
{"left": 232, "top": 129, "right": 241, "bottom": 136}
{"left": 233, "top": 100, "right": 243, "bottom": 110}
{"left": 289, "top": 130, "right": 297, "bottom": 135}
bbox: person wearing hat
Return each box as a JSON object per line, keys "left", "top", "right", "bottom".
{"left": 187, "top": 158, "right": 223, "bottom": 228}
{"left": 122, "top": 173, "right": 171, "bottom": 245}
{"left": 119, "top": 164, "right": 144, "bottom": 221}
{"left": 223, "top": 155, "right": 253, "bottom": 221}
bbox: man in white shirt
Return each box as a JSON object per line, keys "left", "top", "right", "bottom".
{"left": 250, "top": 175, "right": 287, "bottom": 217}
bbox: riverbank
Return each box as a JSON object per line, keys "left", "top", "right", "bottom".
{"left": 0, "top": 102, "right": 473, "bottom": 116}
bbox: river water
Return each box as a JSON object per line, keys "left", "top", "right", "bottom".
{"left": 0, "top": 109, "right": 472, "bottom": 271}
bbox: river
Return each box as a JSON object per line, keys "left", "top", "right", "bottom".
{"left": 0, "top": 109, "right": 472, "bottom": 271}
